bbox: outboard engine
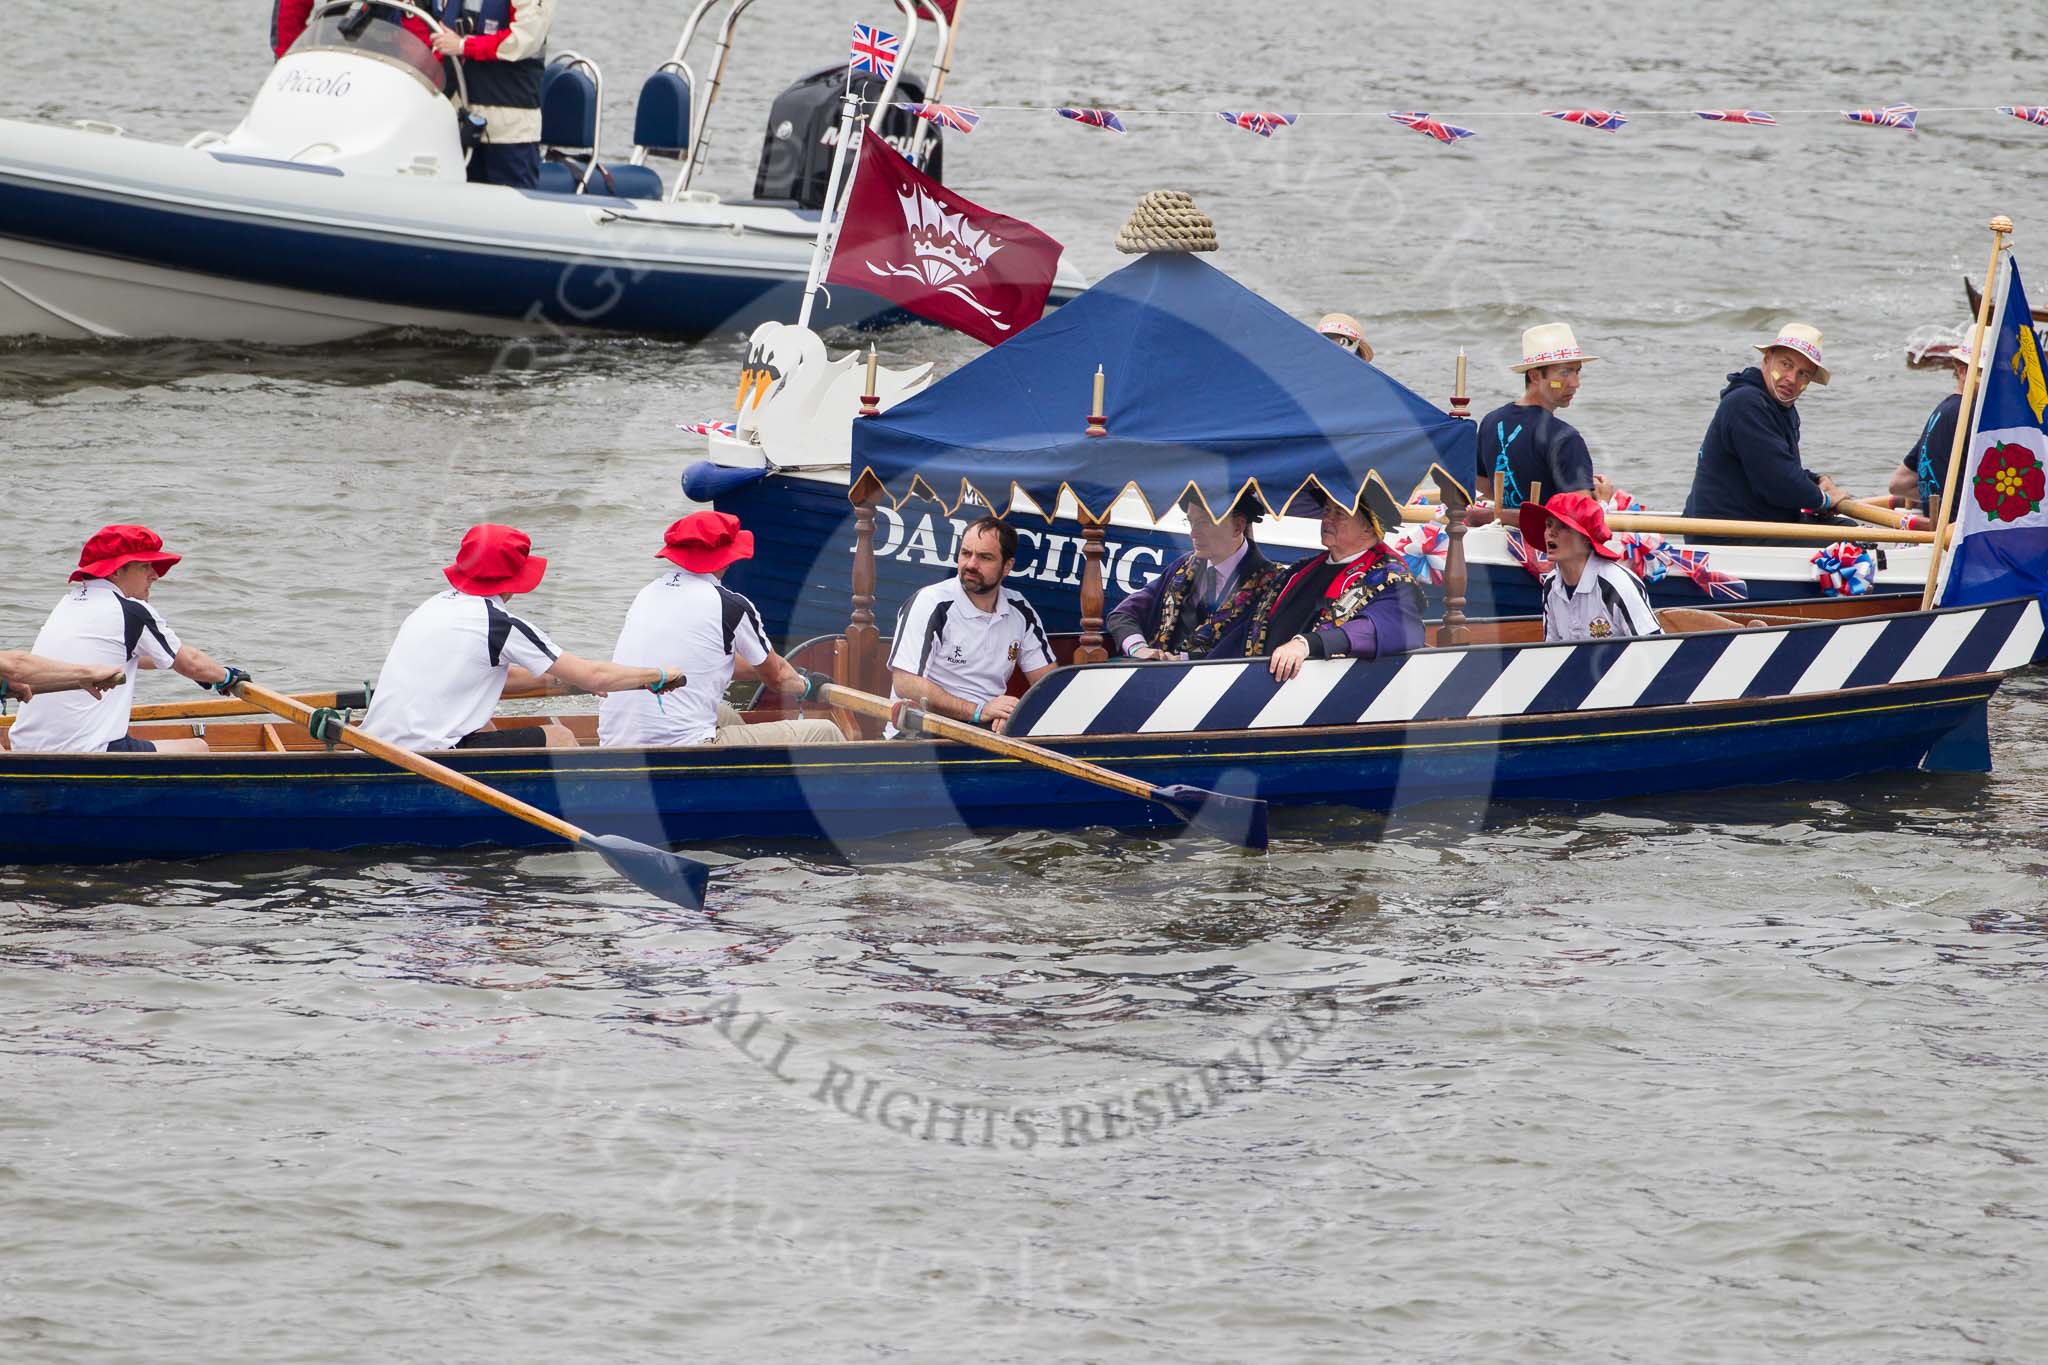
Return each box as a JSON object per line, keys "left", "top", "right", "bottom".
{"left": 752, "top": 67, "right": 942, "bottom": 209}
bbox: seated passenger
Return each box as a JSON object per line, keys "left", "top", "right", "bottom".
{"left": 8, "top": 525, "right": 246, "bottom": 755}
{"left": 1107, "top": 491, "right": 1280, "bottom": 661}
{"left": 598, "top": 512, "right": 843, "bottom": 748}
{"left": 1475, "top": 323, "right": 1599, "bottom": 510}
{"left": 1520, "top": 493, "right": 1661, "bottom": 642}
{"left": 363, "top": 523, "right": 683, "bottom": 750}
{"left": 1255, "top": 484, "right": 1426, "bottom": 680}
{"left": 1888, "top": 336, "right": 1972, "bottom": 521}
{"left": 1684, "top": 322, "right": 1842, "bottom": 529}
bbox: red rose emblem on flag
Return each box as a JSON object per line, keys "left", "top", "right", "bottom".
{"left": 1972, "top": 441, "right": 2046, "bottom": 522}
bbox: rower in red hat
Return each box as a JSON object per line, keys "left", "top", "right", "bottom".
{"left": 1518, "top": 493, "right": 1663, "bottom": 642}
{"left": 597, "top": 511, "right": 843, "bottom": 748}
{"left": 9, "top": 525, "right": 248, "bottom": 754}
{"left": 361, "top": 524, "right": 686, "bottom": 751}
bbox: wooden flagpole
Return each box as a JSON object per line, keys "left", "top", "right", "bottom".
{"left": 1920, "top": 215, "right": 2013, "bottom": 608}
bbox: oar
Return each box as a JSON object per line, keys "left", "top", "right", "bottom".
{"left": 228, "top": 680, "right": 711, "bottom": 910}
{"left": 0, "top": 677, "right": 581, "bottom": 729}
{"left": 815, "top": 681, "right": 1269, "bottom": 850}
{"left": 1400, "top": 504, "right": 1934, "bottom": 546}
{"left": 1834, "top": 496, "right": 1932, "bottom": 532}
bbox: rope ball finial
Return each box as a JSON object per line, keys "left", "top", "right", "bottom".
{"left": 1115, "top": 190, "right": 1219, "bottom": 254}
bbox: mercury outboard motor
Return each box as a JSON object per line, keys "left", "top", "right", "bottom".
{"left": 752, "top": 67, "right": 942, "bottom": 209}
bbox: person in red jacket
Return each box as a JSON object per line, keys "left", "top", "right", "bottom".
{"left": 428, "top": 0, "right": 554, "bottom": 188}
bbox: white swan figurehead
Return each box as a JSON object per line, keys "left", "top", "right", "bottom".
{"left": 733, "top": 321, "right": 933, "bottom": 466}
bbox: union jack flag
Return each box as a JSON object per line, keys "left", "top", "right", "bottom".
{"left": 848, "top": 24, "right": 899, "bottom": 78}
{"left": 1387, "top": 111, "right": 1475, "bottom": 144}
{"left": 678, "top": 420, "right": 739, "bottom": 439}
{"left": 1843, "top": 103, "right": 1916, "bottom": 129}
{"left": 1694, "top": 109, "right": 1777, "bottom": 126}
{"left": 1056, "top": 107, "right": 1126, "bottom": 133}
{"left": 1542, "top": 108, "right": 1627, "bottom": 131}
{"left": 1619, "top": 535, "right": 1748, "bottom": 600}
{"left": 1218, "top": 110, "right": 1299, "bottom": 137}
{"left": 908, "top": 102, "right": 981, "bottom": 133}
{"left": 1999, "top": 105, "right": 2048, "bottom": 126}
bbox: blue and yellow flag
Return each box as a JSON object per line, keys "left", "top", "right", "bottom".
{"left": 1941, "top": 257, "right": 2048, "bottom": 608}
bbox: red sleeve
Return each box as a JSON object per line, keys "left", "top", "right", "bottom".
{"left": 462, "top": 28, "right": 514, "bottom": 61}
{"left": 272, "top": 0, "right": 316, "bottom": 58}
{"left": 398, "top": 15, "right": 433, "bottom": 43}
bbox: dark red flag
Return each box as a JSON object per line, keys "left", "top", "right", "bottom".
{"left": 824, "top": 128, "right": 1063, "bottom": 346}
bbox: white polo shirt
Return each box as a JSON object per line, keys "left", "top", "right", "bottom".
{"left": 1539, "top": 559, "right": 1662, "bottom": 643}
{"left": 598, "top": 569, "right": 768, "bottom": 747}
{"left": 362, "top": 590, "right": 561, "bottom": 750}
{"left": 7, "top": 579, "right": 183, "bottom": 753}
{"left": 887, "top": 577, "right": 1054, "bottom": 728}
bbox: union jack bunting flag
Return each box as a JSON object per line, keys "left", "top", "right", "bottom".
{"left": 848, "top": 24, "right": 899, "bottom": 78}
{"left": 908, "top": 102, "right": 981, "bottom": 133}
{"left": 1542, "top": 108, "right": 1627, "bottom": 131}
{"left": 1694, "top": 109, "right": 1777, "bottom": 126}
{"left": 1387, "top": 111, "right": 1475, "bottom": 143}
{"left": 1217, "top": 110, "right": 1299, "bottom": 137}
{"left": 678, "top": 420, "right": 739, "bottom": 439}
{"left": 1843, "top": 103, "right": 1916, "bottom": 129}
{"left": 1056, "top": 107, "right": 1126, "bottom": 133}
{"left": 1999, "top": 105, "right": 2048, "bottom": 126}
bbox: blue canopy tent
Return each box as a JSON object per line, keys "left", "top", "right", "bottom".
{"left": 851, "top": 252, "right": 1476, "bottom": 527}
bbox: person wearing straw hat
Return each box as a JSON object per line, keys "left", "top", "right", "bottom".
{"left": 1474, "top": 323, "right": 1600, "bottom": 511}
{"left": 1888, "top": 331, "right": 1975, "bottom": 520}
{"left": 1684, "top": 322, "right": 1842, "bottom": 531}
{"left": 598, "top": 512, "right": 844, "bottom": 749}
{"left": 8, "top": 525, "right": 246, "bottom": 755}
{"left": 1316, "top": 313, "right": 1374, "bottom": 364}
{"left": 1107, "top": 490, "right": 1281, "bottom": 662}
{"left": 362, "top": 523, "right": 685, "bottom": 751}
{"left": 1520, "top": 493, "right": 1662, "bottom": 643}
{"left": 1253, "top": 482, "right": 1425, "bottom": 680}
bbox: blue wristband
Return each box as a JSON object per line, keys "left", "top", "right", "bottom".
{"left": 972, "top": 702, "right": 984, "bottom": 726}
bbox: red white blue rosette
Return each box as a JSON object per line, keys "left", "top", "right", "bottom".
{"left": 1811, "top": 541, "right": 1878, "bottom": 595}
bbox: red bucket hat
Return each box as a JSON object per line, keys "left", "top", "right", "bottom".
{"left": 658, "top": 511, "right": 755, "bottom": 574}
{"left": 71, "top": 524, "right": 182, "bottom": 582}
{"left": 1519, "top": 491, "right": 1622, "bottom": 560}
{"left": 443, "top": 523, "right": 548, "bottom": 596}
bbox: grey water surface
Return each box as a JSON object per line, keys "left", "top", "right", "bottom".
{"left": 5, "top": 1, "right": 2048, "bottom": 1360}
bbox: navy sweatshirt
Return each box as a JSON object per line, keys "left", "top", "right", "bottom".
{"left": 1473, "top": 402, "right": 1593, "bottom": 509}
{"left": 1910, "top": 392, "right": 1965, "bottom": 520}
{"left": 1683, "top": 367, "right": 1830, "bottom": 524}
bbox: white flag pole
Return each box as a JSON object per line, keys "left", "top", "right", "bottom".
{"left": 1921, "top": 213, "right": 2013, "bottom": 608}
{"left": 796, "top": 87, "right": 864, "bottom": 331}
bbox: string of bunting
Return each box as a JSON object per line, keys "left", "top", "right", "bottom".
{"left": 892, "top": 98, "right": 2048, "bottom": 145}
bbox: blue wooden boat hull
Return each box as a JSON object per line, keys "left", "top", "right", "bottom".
{"left": 711, "top": 470, "right": 1914, "bottom": 648}
{"left": 0, "top": 674, "right": 2003, "bottom": 866}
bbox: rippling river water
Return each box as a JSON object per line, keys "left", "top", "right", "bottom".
{"left": 6, "top": 2, "right": 2048, "bottom": 1360}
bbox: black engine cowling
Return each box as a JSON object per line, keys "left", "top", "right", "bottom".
{"left": 753, "top": 66, "right": 942, "bottom": 209}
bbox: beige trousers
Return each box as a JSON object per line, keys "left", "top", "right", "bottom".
{"left": 709, "top": 700, "right": 845, "bottom": 747}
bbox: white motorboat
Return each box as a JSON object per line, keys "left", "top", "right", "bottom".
{"left": 0, "top": 0, "right": 1084, "bottom": 344}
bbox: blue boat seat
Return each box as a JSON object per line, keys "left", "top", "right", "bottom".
{"left": 536, "top": 160, "right": 582, "bottom": 195}
{"left": 584, "top": 163, "right": 666, "bottom": 199}
{"left": 540, "top": 61, "right": 599, "bottom": 155}
{"left": 633, "top": 69, "right": 692, "bottom": 159}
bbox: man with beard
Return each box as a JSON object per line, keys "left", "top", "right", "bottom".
{"left": 886, "top": 517, "right": 1055, "bottom": 736}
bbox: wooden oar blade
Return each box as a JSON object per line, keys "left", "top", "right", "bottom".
{"left": 1153, "top": 785, "right": 1269, "bottom": 851}
{"left": 578, "top": 833, "right": 712, "bottom": 910}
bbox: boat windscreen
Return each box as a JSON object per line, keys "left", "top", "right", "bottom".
{"left": 291, "top": 11, "right": 446, "bottom": 93}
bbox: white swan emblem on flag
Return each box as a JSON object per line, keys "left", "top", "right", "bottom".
{"left": 866, "top": 186, "right": 1011, "bottom": 328}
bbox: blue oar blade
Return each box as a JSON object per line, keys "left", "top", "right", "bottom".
{"left": 1154, "top": 785, "right": 1269, "bottom": 851}
{"left": 579, "top": 833, "right": 712, "bottom": 909}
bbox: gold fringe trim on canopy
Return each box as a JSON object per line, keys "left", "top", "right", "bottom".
{"left": 1114, "top": 190, "right": 1219, "bottom": 255}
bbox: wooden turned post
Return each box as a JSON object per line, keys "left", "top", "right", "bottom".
{"left": 1528, "top": 480, "right": 1543, "bottom": 507}
{"left": 845, "top": 470, "right": 886, "bottom": 699}
{"left": 1433, "top": 469, "right": 1473, "bottom": 647}
{"left": 1075, "top": 512, "right": 1109, "bottom": 664}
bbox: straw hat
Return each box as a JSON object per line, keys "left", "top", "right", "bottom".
{"left": 1316, "top": 313, "right": 1374, "bottom": 362}
{"left": 1510, "top": 322, "right": 1599, "bottom": 373}
{"left": 1755, "top": 322, "right": 1830, "bottom": 385}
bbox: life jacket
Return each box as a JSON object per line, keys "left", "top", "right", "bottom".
{"left": 430, "top": 0, "right": 544, "bottom": 112}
